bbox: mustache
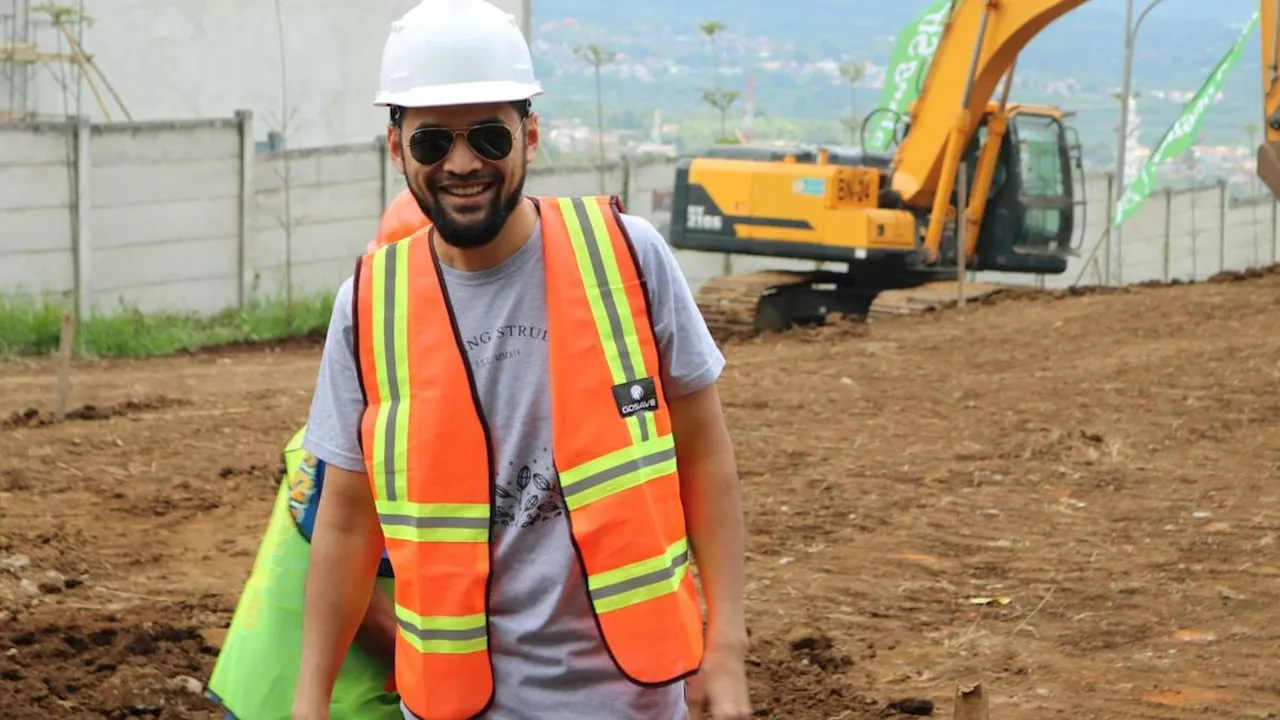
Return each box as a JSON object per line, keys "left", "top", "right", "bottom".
{"left": 429, "top": 171, "right": 501, "bottom": 189}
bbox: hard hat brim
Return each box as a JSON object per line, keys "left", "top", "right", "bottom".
{"left": 374, "top": 80, "right": 543, "bottom": 108}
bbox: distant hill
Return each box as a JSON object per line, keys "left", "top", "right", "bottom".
{"left": 528, "top": 0, "right": 1266, "bottom": 163}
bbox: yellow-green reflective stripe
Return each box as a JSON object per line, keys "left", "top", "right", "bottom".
{"left": 376, "top": 500, "right": 489, "bottom": 542}
{"left": 560, "top": 434, "right": 673, "bottom": 486}
{"left": 588, "top": 537, "right": 689, "bottom": 614}
{"left": 558, "top": 198, "right": 627, "bottom": 384}
{"left": 369, "top": 242, "right": 412, "bottom": 503}
{"left": 558, "top": 197, "right": 656, "bottom": 444}
{"left": 580, "top": 199, "right": 648, "bottom": 383}
{"left": 369, "top": 248, "right": 393, "bottom": 501}
{"left": 560, "top": 434, "right": 676, "bottom": 511}
{"left": 580, "top": 198, "right": 658, "bottom": 442}
{"left": 395, "top": 605, "right": 487, "bottom": 654}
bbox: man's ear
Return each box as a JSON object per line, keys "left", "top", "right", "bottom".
{"left": 523, "top": 111, "right": 540, "bottom": 164}
{"left": 387, "top": 124, "right": 407, "bottom": 176}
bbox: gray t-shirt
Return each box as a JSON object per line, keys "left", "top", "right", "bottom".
{"left": 302, "top": 208, "right": 724, "bottom": 720}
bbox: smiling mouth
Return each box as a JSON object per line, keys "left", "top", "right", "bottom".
{"left": 441, "top": 182, "right": 495, "bottom": 198}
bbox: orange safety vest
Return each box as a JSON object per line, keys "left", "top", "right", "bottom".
{"left": 351, "top": 194, "right": 704, "bottom": 719}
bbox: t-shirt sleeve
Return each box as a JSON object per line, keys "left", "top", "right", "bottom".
{"left": 301, "top": 275, "right": 368, "bottom": 473}
{"left": 621, "top": 213, "right": 725, "bottom": 398}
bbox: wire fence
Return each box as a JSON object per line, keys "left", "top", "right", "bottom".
{"left": 1067, "top": 171, "right": 1278, "bottom": 289}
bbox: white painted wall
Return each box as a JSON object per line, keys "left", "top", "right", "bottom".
{"left": 4, "top": 0, "right": 527, "bottom": 149}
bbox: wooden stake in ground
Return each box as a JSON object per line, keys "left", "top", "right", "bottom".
{"left": 53, "top": 312, "right": 76, "bottom": 421}
{"left": 953, "top": 682, "right": 989, "bottom": 720}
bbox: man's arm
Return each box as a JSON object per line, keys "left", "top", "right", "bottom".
{"left": 620, "top": 213, "right": 750, "bottom": 718}
{"left": 293, "top": 464, "right": 384, "bottom": 716}
{"left": 669, "top": 383, "right": 748, "bottom": 652}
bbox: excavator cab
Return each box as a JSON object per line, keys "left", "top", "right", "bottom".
{"left": 955, "top": 103, "right": 1079, "bottom": 274}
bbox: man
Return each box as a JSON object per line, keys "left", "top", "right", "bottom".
{"left": 206, "top": 426, "right": 402, "bottom": 719}
{"left": 293, "top": 1, "right": 751, "bottom": 719}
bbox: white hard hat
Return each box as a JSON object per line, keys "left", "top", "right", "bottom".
{"left": 374, "top": 0, "right": 543, "bottom": 109}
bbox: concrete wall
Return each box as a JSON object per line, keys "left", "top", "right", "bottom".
{"left": 0, "top": 111, "right": 682, "bottom": 317}
{"left": 0, "top": 122, "right": 76, "bottom": 300}
{"left": 2, "top": 0, "right": 527, "bottom": 149}
{"left": 87, "top": 118, "right": 247, "bottom": 314}
{"left": 3, "top": 112, "right": 1277, "bottom": 320}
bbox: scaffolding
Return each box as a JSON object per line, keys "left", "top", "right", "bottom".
{"left": 0, "top": 0, "right": 129, "bottom": 122}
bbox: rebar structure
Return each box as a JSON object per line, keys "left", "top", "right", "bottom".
{"left": 0, "top": 0, "right": 128, "bottom": 122}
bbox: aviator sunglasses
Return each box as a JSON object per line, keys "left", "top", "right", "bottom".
{"left": 407, "top": 118, "right": 526, "bottom": 166}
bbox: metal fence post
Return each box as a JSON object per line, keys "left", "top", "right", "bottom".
{"left": 1189, "top": 183, "right": 1199, "bottom": 280}
{"left": 1163, "top": 186, "right": 1172, "bottom": 282}
{"left": 1272, "top": 195, "right": 1277, "bottom": 265}
{"left": 235, "top": 109, "right": 254, "bottom": 308}
{"left": 1251, "top": 182, "right": 1261, "bottom": 267}
{"left": 1104, "top": 171, "right": 1113, "bottom": 285}
{"left": 1218, "top": 179, "right": 1227, "bottom": 273}
{"left": 621, "top": 155, "right": 632, "bottom": 211}
{"left": 73, "top": 116, "right": 92, "bottom": 322}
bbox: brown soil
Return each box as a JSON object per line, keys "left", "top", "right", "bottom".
{"left": 2, "top": 270, "right": 1279, "bottom": 719}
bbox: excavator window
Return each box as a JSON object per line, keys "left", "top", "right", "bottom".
{"left": 1011, "top": 111, "right": 1073, "bottom": 251}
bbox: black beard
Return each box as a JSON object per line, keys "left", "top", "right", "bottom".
{"left": 408, "top": 166, "right": 526, "bottom": 250}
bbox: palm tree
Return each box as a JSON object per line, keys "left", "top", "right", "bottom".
{"left": 574, "top": 44, "right": 616, "bottom": 192}
{"left": 838, "top": 61, "right": 866, "bottom": 145}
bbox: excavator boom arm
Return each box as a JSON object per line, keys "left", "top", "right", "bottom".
{"left": 889, "top": 0, "right": 1089, "bottom": 208}
{"left": 1257, "top": 0, "right": 1280, "bottom": 197}
{"left": 1263, "top": 0, "right": 1280, "bottom": 139}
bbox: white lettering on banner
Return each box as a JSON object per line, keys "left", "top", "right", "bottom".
{"left": 868, "top": 3, "right": 953, "bottom": 150}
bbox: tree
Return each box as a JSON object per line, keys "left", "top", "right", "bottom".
{"left": 698, "top": 20, "right": 739, "bottom": 143}
{"left": 838, "top": 61, "right": 866, "bottom": 145}
{"left": 699, "top": 21, "right": 726, "bottom": 67}
{"left": 701, "top": 89, "right": 740, "bottom": 142}
{"left": 574, "top": 43, "right": 616, "bottom": 192}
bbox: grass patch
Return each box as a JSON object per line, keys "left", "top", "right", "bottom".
{"left": 0, "top": 291, "right": 334, "bottom": 359}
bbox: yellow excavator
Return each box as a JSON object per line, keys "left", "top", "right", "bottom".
{"left": 668, "top": 0, "right": 1092, "bottom": 337}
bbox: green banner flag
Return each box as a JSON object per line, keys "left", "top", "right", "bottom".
{"left": 864, "top": 0, "right": 955, "bottom": 152}
{"left": 1113, "top": 11, "right": 1258, "bottom": 226}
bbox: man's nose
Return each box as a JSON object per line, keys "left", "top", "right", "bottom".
{"left": 440, "top": 132, "right": 484, "bottom": 175}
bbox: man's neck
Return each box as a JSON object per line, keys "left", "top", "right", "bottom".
{"left": 434, "top": 197, "right": 537, "bottom": 273}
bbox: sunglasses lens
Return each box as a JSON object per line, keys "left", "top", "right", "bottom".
{"left": 467, "top": 125, "right": 514, "bottom": 161}
{"left": 410, "top": 129, "right": 454, "bottom": 165}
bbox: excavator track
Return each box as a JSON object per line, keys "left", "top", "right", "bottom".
{"left": 694, "top": 270, "right": 1008, "bottom": 342}
{"left": 694, "top": 271, "right": 813, "bottom": 342}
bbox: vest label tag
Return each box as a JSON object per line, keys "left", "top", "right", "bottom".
{"left": 612, "top": 377, "right": 658, "bottom": 418}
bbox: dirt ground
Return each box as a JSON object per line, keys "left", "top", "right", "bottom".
{"left": 2, "top": 267, "right": 1279, "bottom": 719}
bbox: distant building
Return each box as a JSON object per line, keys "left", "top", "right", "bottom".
{"left": 0, "top": 0, "right": 527, "bottom": 148}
